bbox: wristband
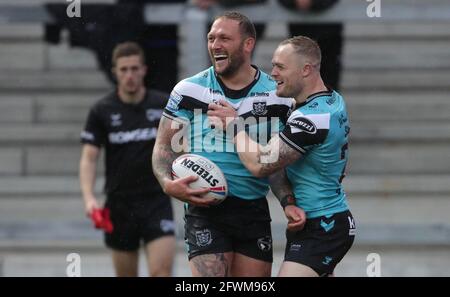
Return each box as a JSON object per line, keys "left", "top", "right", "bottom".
{"left": 280, "top": 194, "right": 296, "bottom": 209}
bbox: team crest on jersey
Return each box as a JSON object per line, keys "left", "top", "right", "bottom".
{"left": 195, "top": 229, "right": 212, "bottom": 247}
{"left": 252, "top": 101, "right": 267, "bottom": 116}
{"left": 146, "top": 109, "right": 162, "bottom": 122}
{"left": 110, "top": 113, "right": 122, "bottom": 126}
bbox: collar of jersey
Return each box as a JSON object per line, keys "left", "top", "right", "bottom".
{"left": 214, "top": 65, "right": 260, "bottom": 100}
{"left": 295, "top": 87, "right": 333, "bottom": 109}
{"left": 114, "top": 89, "right": 147, "bottom": 108}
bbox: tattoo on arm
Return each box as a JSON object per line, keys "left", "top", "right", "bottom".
{"left": 191, "top": 253, "right": 229, "bottom": 277}
{"left": 259, "top": 135, "right": 302, "bottom": 176}
{"left": 152, "top": 115, "right": 187, "bottom": 186}
{"left": 268, "top": 168, "right": 293, "bottom": 205}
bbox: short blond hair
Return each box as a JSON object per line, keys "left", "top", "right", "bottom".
{"left": 280, "top": 36, "right": 321, "bottom": 67}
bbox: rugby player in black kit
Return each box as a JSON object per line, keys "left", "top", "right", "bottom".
{"left": 79, "top": 42, "right": 175, "bottom": 277}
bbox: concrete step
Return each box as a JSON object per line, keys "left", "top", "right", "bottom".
{"left": 1, "top": 119, "right": 449, "bottom": 145}
{"left": 0, "top": 195, "right": 449, "bottom": 253}
{"left": 1, "top": 90, "right": 448, "bottom": 123}
{"left": 0, "top": 141, "right": 449, "bottom": 176}
{"left": 256, "top": 38, "right": 450, "bottom": 70}
{"left": 345, "top": 22, "right": 450, "bottom": 39}
{"left": 0, "top": 93, "right": 103, "bottom": 124}
{"left": 0, "top": 23, "right": 42, "bottom": 41}
{"left": 0, "top": 53, "right": 447, "bottom": 93}
{"left": 2, "top": 246, "right": 450, "bottom": 276}
{"left": 0, "top": 124, "right": 82, "bottom": 144}
{"left": 343, "top": 39, "right": 450, "bottom": 70}
{"left": 1, "top": 193, "right": 449, "bottom": 226}
{"left": 1, "top": 175, "right": 449, "bottom": 198}
{"left": 348, "top": 143, "right": 450, "bottom": 174}
{"left": 346, "top": 91, "right": 450, "bottom": 122}
{"left": 256, "top": 21, "right": 450, "bottom": 40}
{"left": 0, "top": 70, "right": 110, "bottom": 92}
{"left": 3, "top": 22, "right": 449, "bottom": 72}
{"left": 1, "top": 67, "right": 445, "bottom": 93}
{"left": 47, "top": 43, "right": 100, "bottom": 70}
{"left": 0, "top": 42, "right": 46, "bottom": 70}
{"left": 341, "top": 69, "right": 450, "bottom": 91}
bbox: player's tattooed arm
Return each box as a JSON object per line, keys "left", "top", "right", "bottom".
{"left": 190, "top": 253, "right": 229, "bottom": 277}
{"left": 258, "top": 135, "right": 302, "bottom": 176}
{"left": 268, "top": 167, "right": 294, "bottom": 205}
{"left": 235, "top": 132, "right": 302, "bottom": 177}
{"left": 152, "top": 115, "right": 187, "bottom": 188}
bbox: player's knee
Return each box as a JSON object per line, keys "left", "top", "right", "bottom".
{"left": 150, "top": 263, "right": 172, "bottom": 277}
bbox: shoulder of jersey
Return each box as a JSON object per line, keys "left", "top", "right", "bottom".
{"left": 299, "top": 92, "right": 342, "bottom": 115}
{"left": 172, "top": 68, "right": 214, "bottom": 94}
{"left": 92, "top": 92, "right": 117, "bottom": 111}
{"left": 146, "top": 88, "right": 170, "bottom": 108}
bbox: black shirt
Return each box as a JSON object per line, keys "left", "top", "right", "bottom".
{"left": 81, "top": 89, "right": 168, "bottom": 196}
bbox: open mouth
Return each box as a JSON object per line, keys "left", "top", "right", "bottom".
{"left": 276, "top": 80, "right": 284, "bottom": 86}
{"left": 214, "top": 54, "right": 228, "bottom": 62}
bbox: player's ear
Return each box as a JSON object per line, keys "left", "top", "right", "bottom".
{"left": 244, "top": 37, "right": 255, "bottom": 53}
{"left": 302, "top": 63, "right": 313, "bottom": 77}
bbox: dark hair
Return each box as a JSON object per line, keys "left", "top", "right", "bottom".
{"left": 214, "top": 11, "right": 256, "bottom": 40}
{"left": 112, "top": 42, "right": 146, "bottom": 67}
{"left": 280, "top": 36, "right": 321, "bottom": 66}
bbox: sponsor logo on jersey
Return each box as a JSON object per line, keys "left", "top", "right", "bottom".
{"left": 338, "top": 113, "right": 348, "bottom": 128}
{"left": 180, "top": 158, "right": 219, "bottom": 187}
{"left": 289, "top": 117, "right": 317, "bottom": 134}
{"left": 167, "top": 91, "right": 183, "bottom": 112}
{"left": 308, "top": 102, "right": 318, "bottom": 109}
{"left": 108, "top": 128, "right": 157, "bottom": 144}
{"left": 249, "top": 92, "right": 269, "bottom": 97}
{"left": 326, "top": 96, "right": 336, "bottom": 105}
{"left": 209, "top": 88, "right": 223, "bottom": 96}
{"left": 110, "top": 113, "right": 122, "bottom": 126}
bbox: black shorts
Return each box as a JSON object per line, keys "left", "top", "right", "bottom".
{"left": 284, "top": 210, "right": 356, "bottom": 276}
{"left": 104, "top": 192, "right": 175, "bottom": 251}
{"left": 185, "top": 197, "right": 273, "bottom": 263}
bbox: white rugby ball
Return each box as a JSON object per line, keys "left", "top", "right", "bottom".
{"left": 171, "top": 154, "right": 228, "bottom": 203}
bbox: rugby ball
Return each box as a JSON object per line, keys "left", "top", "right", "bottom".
{"left": 171, "top": 154, "right": 228, "bottom": 203}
